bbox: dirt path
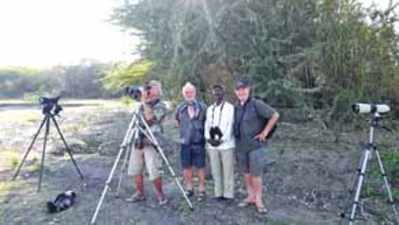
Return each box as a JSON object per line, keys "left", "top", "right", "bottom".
{"left": 0, "top": 101, "right": 397, "bottom": 225}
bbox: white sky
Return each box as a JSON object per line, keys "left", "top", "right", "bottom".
{"left": 361, "top": 0, "right": 393, "bottom": 9}
{"left": 0, "top": 0, "right": 394, "bottom": 68}
{"left": 0, "top": 0, "right": 138, "bottom": 68}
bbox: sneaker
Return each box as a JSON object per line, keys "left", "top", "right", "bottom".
{"left": 238, "top": 200, "right": 252, "bottom": 207}
{"left": 256, "top": 205, "right": 268, "bottom": 214}
{"left": 125, "top": 192, "right": 145, "bottom": 202}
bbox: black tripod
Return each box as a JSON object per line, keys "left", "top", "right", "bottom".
{"left": 341, "top": 112, "right": 398, "bottom": 225}
{"left": 11, "top": 97, "right": 84, "bottom": 192}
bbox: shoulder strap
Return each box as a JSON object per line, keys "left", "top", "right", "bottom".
{"left": 211, "top": 101, "right": 225, "bottom": 127}
{"left": 252, "top": 98, "right": 262, "bottom": 118}
{"left": 252, "top": 98, "right": 278, "bottom": 138}
{"left": 175, "top": 102, "right": 186, "bottom": 121}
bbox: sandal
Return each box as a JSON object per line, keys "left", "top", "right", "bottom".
{"left": 256, "top": 205, "right": 268, "bottom": 214}
{"left": 238, "top": 200, "right": 253, "bottom": 207}
{"left": 125, "top": 192, "right": 146, "bottom": 202}
{"left": 158, "top": 197, "right": 168, "bottom": 206}
{"left": 197, "top": 191, "right": 206, "bottom": 201}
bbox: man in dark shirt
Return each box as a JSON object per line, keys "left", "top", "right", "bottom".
{"left": 234, "top": 78, "right": 279, "bottom": 214}
{"left": 175, "top": 82, "right": 207, "bottom": 199}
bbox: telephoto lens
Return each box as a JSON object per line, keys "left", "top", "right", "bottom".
{"left": 125, "top": 86, "right": 142, "bottom": 101}
{"left": 352, "top": 103, "right": 390, "bottom": 114}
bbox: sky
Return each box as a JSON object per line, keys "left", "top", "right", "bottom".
{"left": 0, "top": 0, "right": 138, "bottom": 68}
{"left": 0, "top": 0, "right": 394, "bottom": 68}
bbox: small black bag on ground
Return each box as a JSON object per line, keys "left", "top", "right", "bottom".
{"left": 47, "top": 190, "right": 76, "bottom": 213}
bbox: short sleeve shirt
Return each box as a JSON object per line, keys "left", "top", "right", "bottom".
{"left": 234, "top": 98, "right": 276, "bottom": 152}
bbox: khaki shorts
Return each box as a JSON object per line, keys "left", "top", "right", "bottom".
{"left": 127, "top": 145, "right": 161, "bottom": 181}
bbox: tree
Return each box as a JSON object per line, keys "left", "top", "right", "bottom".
{"left": 111, "top": 0, "right": 399, "bottom": 120}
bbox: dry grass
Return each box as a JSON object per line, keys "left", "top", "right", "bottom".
{"left": 0, "top": 99, "right": 130, "bottom": 124}
{"left": 0, "top": 148, "right": 41, "bottom": 174}
{"left": 0, "top": 149, "right": 21, "bottom": 171}
{"left": 0, "top": 99, "right": 36, "bottom": 105}
{"left": 0, "top": 180, "right": 25, "bottom": 199}
{"left": 0, "top": 110, "right": 41, "bottom": 124}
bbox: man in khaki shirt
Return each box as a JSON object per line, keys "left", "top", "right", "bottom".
{"left": 126, "top": 80, "right": 168, "bottom": 205}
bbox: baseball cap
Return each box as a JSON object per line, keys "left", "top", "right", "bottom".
{"left": 235, "top": 78, "right": 251, "bottom": 89}
{"left": 147, "top": 80, "right": 161, "bottom": 88}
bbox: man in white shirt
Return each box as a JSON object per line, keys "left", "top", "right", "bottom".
{"left": 204, "top": 84, "right": 235, "bottom": 201}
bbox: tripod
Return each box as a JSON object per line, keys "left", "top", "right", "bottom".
{"left": 90, "top": 109, "right": 193, "bottom": 225}
{"left": 341, "top": 112, "right": 399, "bottom": 225}
{"left": 11, "top": 110, "right": 84, "bottom": 192}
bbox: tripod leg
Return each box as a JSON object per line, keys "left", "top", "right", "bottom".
{"left": 350, "top": 149, "right": 366, "bottom": 193}
{"left": 12, "top": 115, "right": 48, "bottom": 181}
{"left": 138, "top": 123, "right": 194, "bottom": 210}
{"left": 50, "top": 116, "right": 84, "bottom": 180}
{"left": 349, "top": 147, "right": 372, "bottom": 225}
{"left": 116, "top": 116, "right": 139, "bottom": 195}
{"left": 116, "top": 127, "right": 138, "bottom": 195}
{"left": 340, "top": 152, "right": 364, "bottom": 225}
{"left": 374, "top": 149, "right": 399, "bottom": 223}
{"left": 90, "top": 144, "right": 127, "bottom": 225}
{"left": 38, "top": 116, "right": 51, "bottom": 192}
{"left": 90, "top": 113, "right": 138, "bottom": 225}
{"left": 341, "top": 150, "right": 365, "bottom": 221}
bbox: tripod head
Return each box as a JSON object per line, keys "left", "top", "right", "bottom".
{"left": 39, "top": 96, "right": 63, "bottom": 116}
{"left": 370, "top": 111, "right": 383, "bottom": 127}
{"left": 367, "top": 111, "right": 395, "bottom": 133}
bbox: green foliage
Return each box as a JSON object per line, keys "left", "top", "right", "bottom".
{"left": 0, "top": 67, "right": 41, "bottom": 98}
{"left": 0, "top": 62, "right": 113, "bottom": 99}
{"left": 23, "top": 92, "right": 41, "bottom": 103}
{"left": 111, "top": 0, "right": 399, "bottom": 123}
{"left": 102, "top": 59, "right": 153, "bottom": 91}
{"left": 380, "top": 150, "right": 399, "bottom": 199}
{"left": 363, "top": 147, "right": 399, "bottom": 201}
{"left": 0, "top": 66, "right": 40, "bottom": 77}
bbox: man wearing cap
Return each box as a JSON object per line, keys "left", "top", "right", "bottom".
{"left": 204, "top": 84, "right": 235, "bottom": 201}
{"left": 234, "top": 78, "right": 279, "bottom": 214}
{"left": 126, "top": 80, "right": 168, "bottom": 205}
{"left": 175, "top": 82, "right": 207, "bottom": 200}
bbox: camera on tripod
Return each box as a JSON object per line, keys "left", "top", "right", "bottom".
{"left": 13, "top": 95, "right": 84, "bottom": 192}
{"left": 125, "top": 83, "right": 152, "bottom": 101}
{"left": 352, "top": 103, "right": 390, "bottom": 114}
{"left": 39, "top": 96, "right": 62, "bottom": 115}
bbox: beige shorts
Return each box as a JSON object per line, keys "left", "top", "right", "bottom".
{"left": 127, "top": 145, "right": 161, "bottom": 181}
